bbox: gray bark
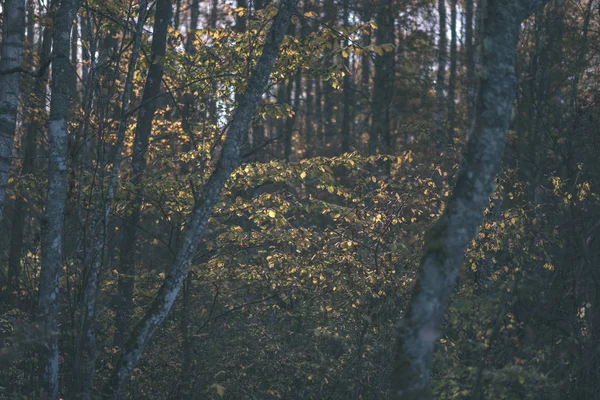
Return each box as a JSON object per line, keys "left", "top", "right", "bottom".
{"left": 114, "top": 0, "right": 172, "bottom": 354}
{"left": 390, "top": 1, "right": 549, "bottom": 399}
{"left": 37, "top": 0, "right": 78, "bottom": 399}
{"left": 73, "top": 3, "right": 149, "bottom": 398}
{"left": 0, "top": 0, "right": 26, "bottom": 224}
{"left": 103, "top": 0, "right": 298, "bottom": 397}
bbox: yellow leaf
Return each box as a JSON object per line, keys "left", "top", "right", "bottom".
{"left": 341, "top": 49, "right": 349, "bottom": 58}
{"left": 543, "top": 263, "right": 554, "bottom": 271}
{"left": 300, "top": 171, "right": 307, "bottom": 179}
{"left": 268, "top": 210, "right": 276, "bottom": 218}
{"left": 216, "top": 384, "right": 225, "bottom": 397}
{"left": 327, "top": 186, "right": 335, "bottom": 193}
{"left": 381, "top": 43, "right": 394, "bottom": 52}
{"left": 303, "top": 11, "right": 318, "bottom": 18}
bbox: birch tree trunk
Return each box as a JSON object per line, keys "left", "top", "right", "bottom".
{"left": 0, "top": 0, "right": 26, "bottom": 223}
{"left": 103, "top": 0, "right": 298, "bottom": 397}
{"left": 38, "top": 0, "right": 78, "bottom": 398}
{"left": 390, "top": 1, "right": 549, "bottom": 399}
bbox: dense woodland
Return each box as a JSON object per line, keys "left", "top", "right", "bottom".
{"left": 0, "top": 0, "right": 599, "bottom": 398}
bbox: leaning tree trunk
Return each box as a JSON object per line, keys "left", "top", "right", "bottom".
{"left": 390, "top": 1, "right": 549, "bottom": 399}
{"left": 0, "top": 0, "right": 26, "bottom": 224}
{"left": 102, "top": 0, "right": 298, "bottom": 398}
{"left": 114, "top": 0, "right": 172, "bottom": 355}
{"left": 37, "top": 0, "right": 78, "bottom": 399}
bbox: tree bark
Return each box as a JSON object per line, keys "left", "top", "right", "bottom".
{"left": 447, "top": 0, "right": 457, "bottom": 143}
{"left": 38, "top": 0, "right": 78, "bottom": 398}
{"left": 6, "top": 0, "right": 50, "bottom": 301}
{"left": 390, "top": 1, "right": 549, "bottom": 398}
{"left": 434, "top": 0, "right": 447, "bottom": 150}
{"left": 103, "top": 0, "right": 298, "bottom": 397}
{"left": 369, "top": 0, "right": 395, "bottom": 154}
{"left": 322, "top": 0, "right": 336, "bottom": 150}
{"left": 0, "top": 0, "right": 26, "bottom": 224}
{"left": 464, "top": 0, "right": 475, "bottom": 121}
{"left": 114, "top": 0, "right": 172, "bottom": 355}
{"left": 340, "top": 0, "right": 351, "bottom": 153}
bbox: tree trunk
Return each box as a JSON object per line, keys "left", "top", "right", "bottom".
{"left": 302, "top": 0, "right": 313, "bottom": 158}
{"left": 370, "top": 0, "right": 395, "bottom": 154}
{"left": 315, "top": 78, "right": 323, "bottom": 154}
{"left": 322, "top": 0, "right": 336, "bottom": 150}
{"left": 114, "top": 0, "right": 172, "bottom": 355}
{"left": 447, "top": 0, "right": 457, "bottom": 143}
{"left": 340, "top": 0, "right": 351, "bottom": 153}
{"left": 464, "top": 0, "right": 475, "bottom": 120}
{"left": 73, "top": 3, "right": 149, "bottom": 398}
{"left": 103, "top": 0, "right": 298, "bottom": 397}
{"left": 434, "top": 0, "right": 447, "bottom": 150}
{"left": 6, "top": 0, "right": 50, "bottom": 301}
{"left": 0, "top": 0, "right": 26, "bottom": 224}
{"left": 38, "top": 0, "right": 78, "bottom": 398}
{"left": 185, "top": 0, "right": 200, "bottom": 52}
{"left": 390, "top": 1, "right": 549, "bottom": 398}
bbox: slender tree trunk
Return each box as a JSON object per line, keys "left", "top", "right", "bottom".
{"left": 464, "top": 0, "right": 475, "bottom": 120}
{"left": 0, "top": 0, "right": 26, "bottom": 224}
{"left": 434, "top": 0, "right": 447, "bottom": 150}
{"left": 361, "top": 9, "right": 371, "bottom": 150}
{"left": 390, "top": 1, "right": 549, "bottom": 399}
{"left": 322, "top": 0, "right": 336, "bottom": 150}
{"left": 185, "top": 0, "right": 200, "bottom": 52}
{"left": 6, "top": 0, "right": 50, "bottom": 301}
{"left": 315, "top": 78, "right": 323, "bottom": 154}
{"left": 370, "top": 0, "right": 395, "bottom": 154}
{"left": 38, "top": 1, "right": 78, "bottom": 398}
{"left": 252, "top": 0, "right": 267, "bottom": 160}
{"left": 174, "top": 0, "right": 181, "bottom": 28}
{"left": 103, "top": 0, "right": 298, "bottom": 397}
{"left": 179, "top": 272, "right": 193, "bottom": 396}
{"left": 236, "top": 0, "right": 247, "bottom": 32}
{"left": 447, "top": 0, "right": 457, "bottom": 143}
{"left": 73, "top": 3, "right": 149, "bottom": 398}
{"left": 70, "top": 17, "right": 79, "bottom": 98}
{"left": 340, "top": 0, "right": 351, "bottom": 153}
{"left": 302, "top": 0, "right": 314, "bottom": 158}
{"left": 114, "top": 0, "right": 172, "bottom": 355}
